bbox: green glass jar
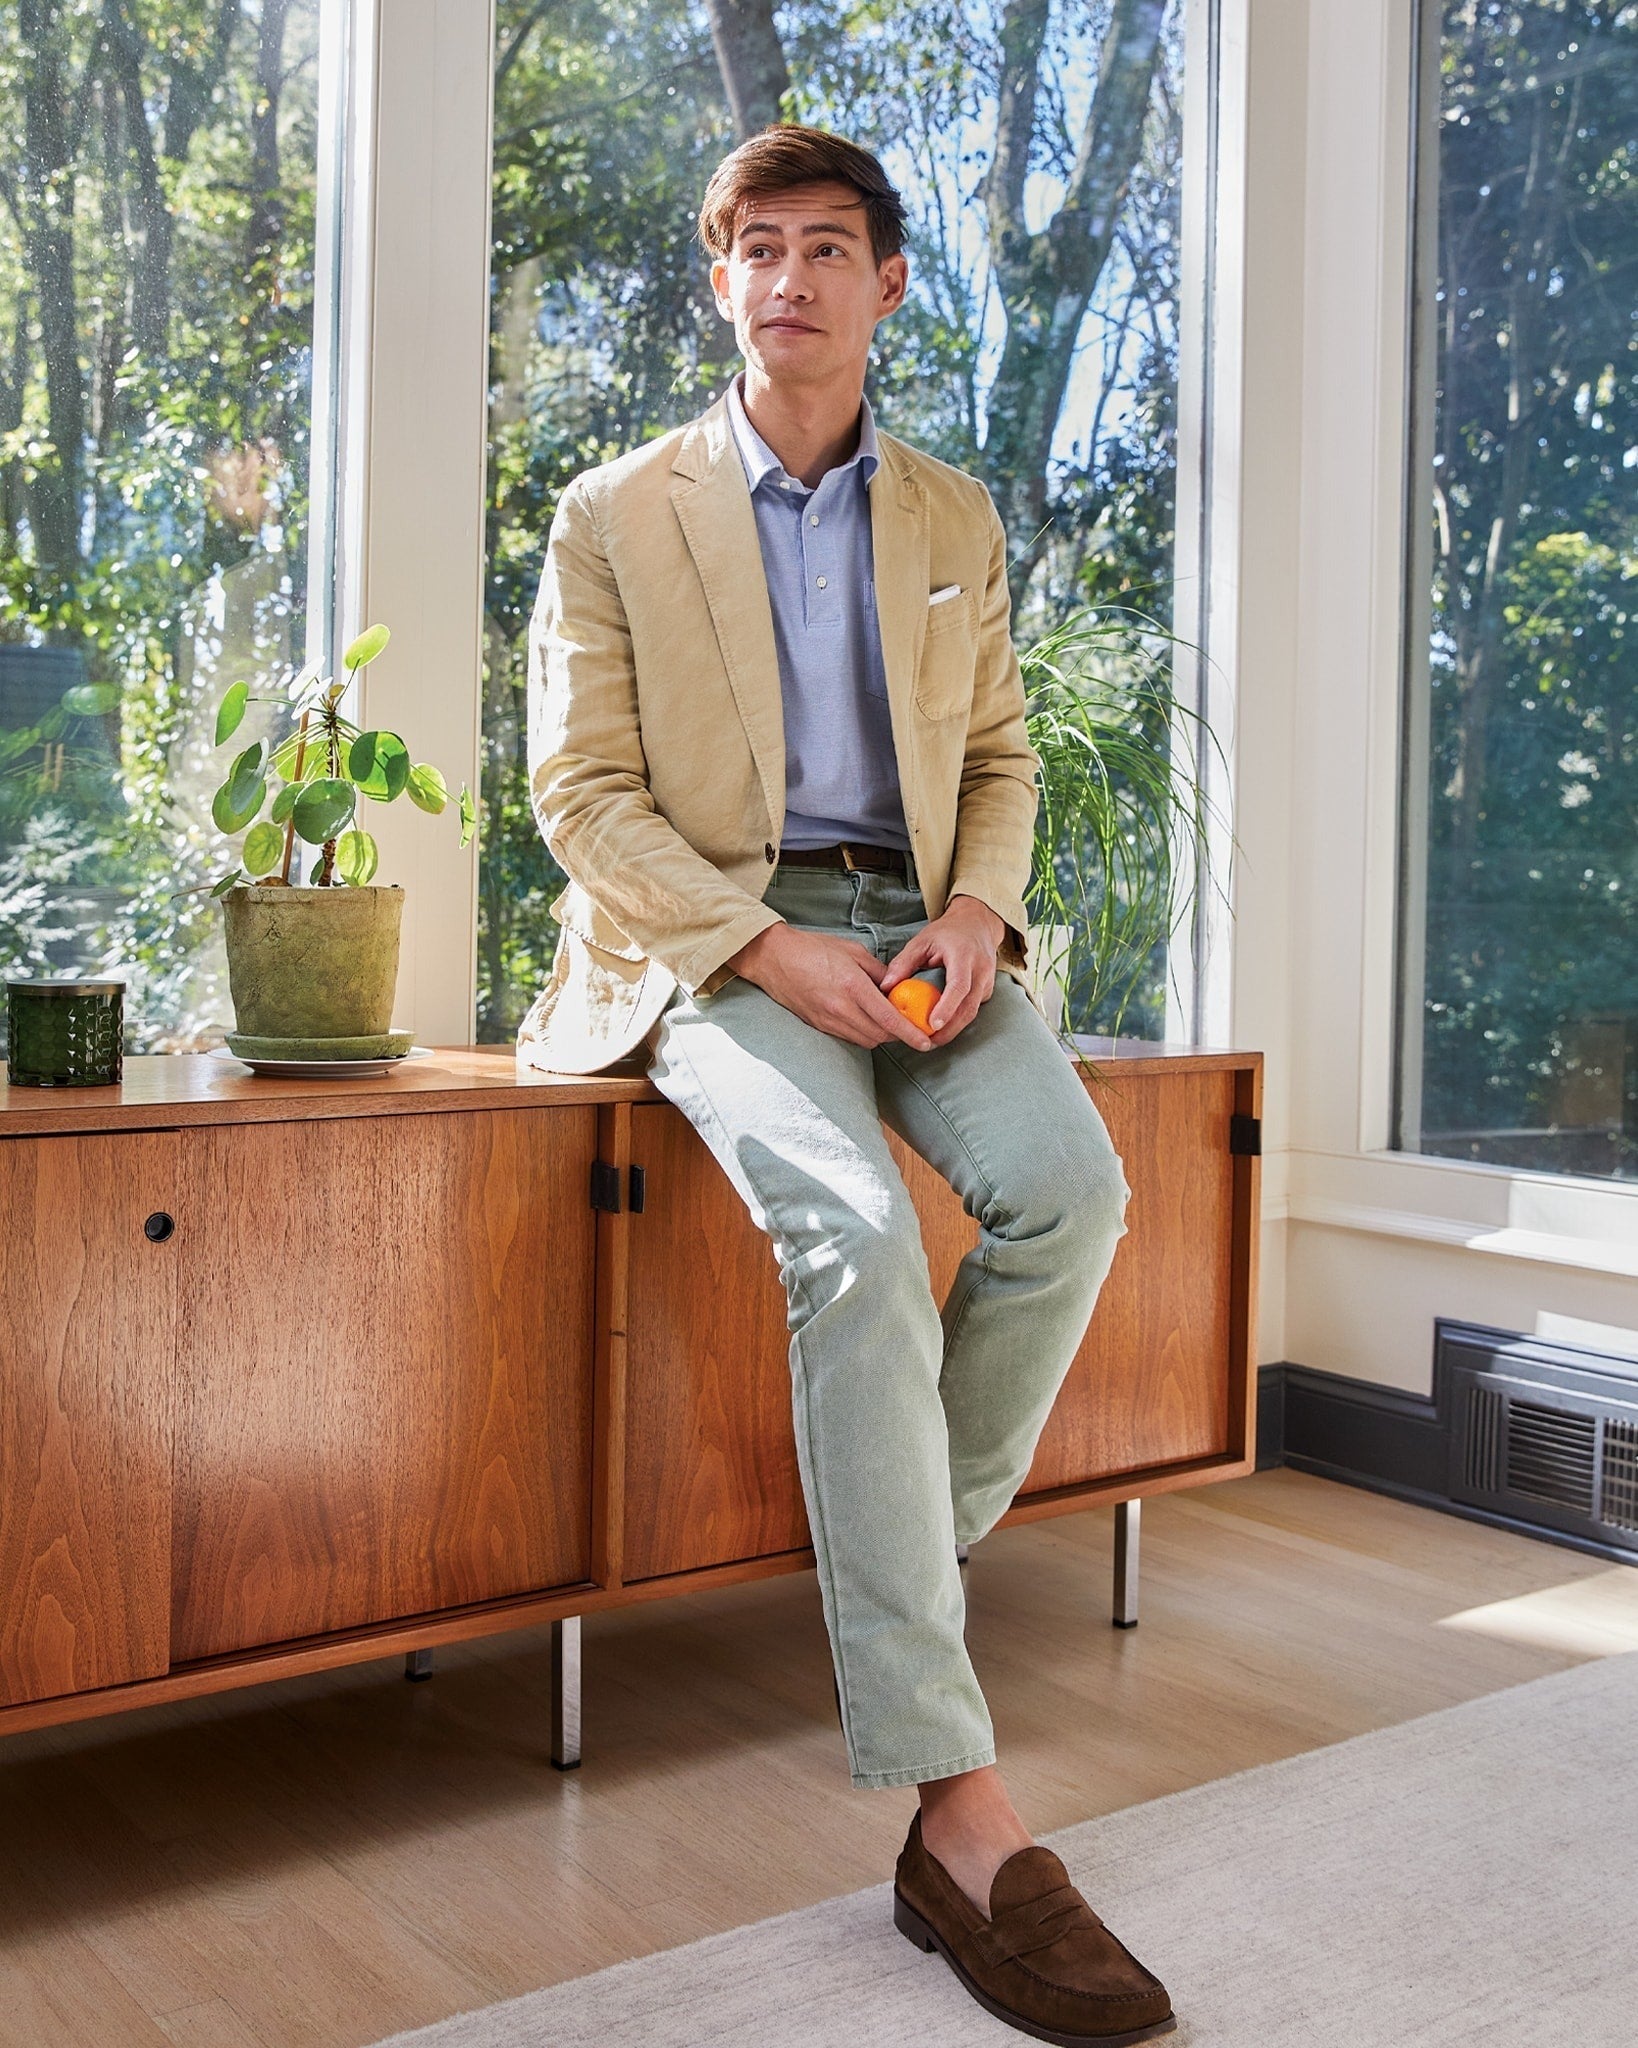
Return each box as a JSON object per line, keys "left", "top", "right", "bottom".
{"left": 5, "top": 979, "right": 126, "bottom": 1087}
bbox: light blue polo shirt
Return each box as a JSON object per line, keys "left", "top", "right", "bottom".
{"left": 726, "top": 374, "right": 911, "bottom": 854}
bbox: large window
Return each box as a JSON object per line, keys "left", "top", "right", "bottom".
{"left": 479, "top": 0, "right": 1203, "bottom": 1043}
{"left": 0, "top": 1, "right": 341, "bottom": 1050}
{"left": 1397, "top": 1, "right": 1638, "bottom": 1181}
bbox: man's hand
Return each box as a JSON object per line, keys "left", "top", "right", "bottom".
{"left": 726, "top": 893, "right": 1005, "bottom": 1051}
{"left": 726, "top": 924, "right": 937, "bottom": 1050}
{"left": 879, "top": 895, "right": 1004, "bottom": 1048}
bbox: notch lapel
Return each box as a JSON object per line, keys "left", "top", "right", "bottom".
{"left": 670, "top": 401, "right": 786, "bottom": 842}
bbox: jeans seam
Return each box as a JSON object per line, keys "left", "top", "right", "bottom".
{"left": 654, "top": 1020, "right": 864, "bottom": 1782}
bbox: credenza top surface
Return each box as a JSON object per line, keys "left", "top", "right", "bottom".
{"left": 0, "top": 1040, "right": 1261, "bottom": 1137}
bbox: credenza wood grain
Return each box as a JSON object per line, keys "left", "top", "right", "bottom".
{"left": 169, "top": 1108, "right": 600, "bottom": 1661}
{"left": 0, "top": 1134, "right": 175, "bottom": 1708}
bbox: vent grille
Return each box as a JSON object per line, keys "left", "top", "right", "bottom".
{"left": 1465, "top": 1384, "right": 1504, "bottom": 1493}
{"left": 1506, "top": 1400, "right": 1598, "bottom": 1514}
{"left": 1604, "top": 1419, "right": 1638, "bottom": 1534}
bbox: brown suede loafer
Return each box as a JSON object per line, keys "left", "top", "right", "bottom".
{"left": 893, "top": 1811, "right": 1177, "bottom": 2045}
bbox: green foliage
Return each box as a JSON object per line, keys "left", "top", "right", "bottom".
{"left": 1415, "top": 1, "right": 1638, "bottom": 1176}
{"left": 202, "top": 627, "right": 474, "bottom": 889}
{"left": 1021, "top": 605, "right": 1234, "bottom": 1044}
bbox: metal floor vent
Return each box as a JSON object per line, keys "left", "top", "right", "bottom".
{"left": 1444, "top": 1322, "right": 1638, "bottom": 1556}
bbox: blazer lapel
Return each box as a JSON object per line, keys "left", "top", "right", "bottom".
{"left": 671, "top": 397, "right": 786, "bottom": 842}
{"left": 869, "top": 435, "right": 930, "bottom": 739}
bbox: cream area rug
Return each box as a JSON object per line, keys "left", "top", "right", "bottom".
{"left": 370, "top": 1652, "right": 1637, "bottom": 2047}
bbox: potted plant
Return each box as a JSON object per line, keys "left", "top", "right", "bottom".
{"left": 204, "top": 625, "right": 474, "bottom": 1060}
{"left": 1021, "top": 603, "right": 1235, "bottom": 1057}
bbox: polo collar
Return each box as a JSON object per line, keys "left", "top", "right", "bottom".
{"left": 726, "top": 372, "right": 880, "bottom": 494}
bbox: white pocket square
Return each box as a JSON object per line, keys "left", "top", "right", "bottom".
{"left": 928, "top": 585, "right": 963, "bottom": 607}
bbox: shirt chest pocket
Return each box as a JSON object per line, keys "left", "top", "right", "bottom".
{"left": 913, "top": 588, "right": 978, "bottom": 720}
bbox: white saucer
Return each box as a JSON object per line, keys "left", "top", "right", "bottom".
{"left": 209, "top": 1045, "right": 436, "bottom": 1079}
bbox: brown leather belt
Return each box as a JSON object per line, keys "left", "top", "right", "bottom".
{"left": 777, "top": 842, "right": 910, "bottom": 876}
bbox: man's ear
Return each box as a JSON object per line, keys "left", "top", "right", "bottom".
{"left": 877, "top": 251, "right": 910, "bottom": 320}
{"left": 709, "top": 255, "right": 734, "bottom": 321}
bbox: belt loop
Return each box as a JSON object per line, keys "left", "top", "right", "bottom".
{"left": 841, "top": 845, "right": 861, "bottom": 873}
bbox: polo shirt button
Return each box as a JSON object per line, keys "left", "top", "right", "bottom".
{"left": 764, "top": 842, "right": 776, "bottom": 863}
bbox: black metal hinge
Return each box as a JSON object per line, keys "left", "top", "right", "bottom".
{"left": 590, "top": 1161, "right": 647, "bottom": 1213}
{"left": 1229, "top": 1114, "right": 1261, "bottom": 1157}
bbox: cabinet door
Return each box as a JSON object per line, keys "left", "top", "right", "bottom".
{"left": 621, "top": 1105, "right": 976, "bottom": 1581}
{"left": 171, "top": 1107, "right": 597, "bottom": 1662}
{"left": 1021, "top": 1066, "right": 1235, "bottom": 1493}
{"left": 0, "top": 1134, "right": 175, "bottom": 1708}
{"left": 622, "top": 1103, "right": 803, "bottom": 1579}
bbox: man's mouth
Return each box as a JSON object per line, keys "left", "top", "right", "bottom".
{"left": 763, "top": 318, "right": 819, "bottom": 333}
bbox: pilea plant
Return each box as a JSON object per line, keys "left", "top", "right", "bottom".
{"left": 207, "top": 624, "right": 475, "bottom": 894}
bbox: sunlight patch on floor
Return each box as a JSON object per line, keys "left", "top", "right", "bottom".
{"left": 1436, "top": 1566, "right": 1638, "bottom": 1658}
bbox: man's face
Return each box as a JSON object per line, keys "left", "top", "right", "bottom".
{"left": 710, "top": 179, "right": 908, "bottom": 390}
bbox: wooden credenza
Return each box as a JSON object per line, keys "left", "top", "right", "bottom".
{"left": 0, "top": 1042, "right": 1261, "bottom": 1744}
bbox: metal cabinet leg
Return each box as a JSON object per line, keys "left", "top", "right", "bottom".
{"left": 551, "top": 1616, "right": 582, "bottom": 1770}
{"left": 1113, "top": 1499, "right": 1140, "bottom": 1629}
{"left": 404, "top": 1647, "right": 435, "bottom": 1680}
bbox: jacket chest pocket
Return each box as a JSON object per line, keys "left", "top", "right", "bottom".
{"left": 913, "top": 590, "right": 977, "bottom": 720}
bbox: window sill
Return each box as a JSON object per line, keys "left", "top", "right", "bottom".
{"left": 1265, "top": 1147, "right": 1638, "bottom": 1282}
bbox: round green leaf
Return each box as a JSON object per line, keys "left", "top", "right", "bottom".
{"left": 212, "top": 777, "right": 266, "bottom": 834}
{"left": 62, "top": 683, "right": 119, "bottom": 717}
{"left": 337, "top": 828, "right": 379, "bottom": 886}
{"left": 291, "top": 777, "right": 357, "bottom": 844}
{"left": 342, "top": 623, "right": 391, "bottom": 671}
{"left": 457, "top": 784, "right": 477, "bottom": 849}
{"left": 348, "top": 729, "right": 410, "bottom": 802}
{"left": 270, "top": 781, "right": 300, "bottom": 823}
{"left": 227, "top": 740, "right": 265, "bottom": 813}
{"left": 214, "top": 682, "right": 249, "bottom": 746}
{"left": 242, "top": 819, "right": 284, "bottom": 875}
{"left": 406, "top": 762, "right": 448, "bottom": 814}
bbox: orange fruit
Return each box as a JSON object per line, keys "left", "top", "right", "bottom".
{"left": 889, "top": 976, "right": 940, "bottom": 1034}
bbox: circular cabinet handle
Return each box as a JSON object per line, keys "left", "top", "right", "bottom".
{"left": 143, "top": 1212, "right": 176, "bottom": 1243}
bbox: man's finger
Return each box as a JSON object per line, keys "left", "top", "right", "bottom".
{"left": 929, "top": 962, "right": 972, "bottom": 1032}
{"left": 880, "top": 939, "right": 934, "bottom": 992}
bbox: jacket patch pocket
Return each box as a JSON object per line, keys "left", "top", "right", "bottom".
{"left": 914, "top": 590, "right": 977, "bottom": 719}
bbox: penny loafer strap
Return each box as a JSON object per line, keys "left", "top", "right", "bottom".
{"left": 971, "top": 1884, "right": 1099, "bottom": 1968}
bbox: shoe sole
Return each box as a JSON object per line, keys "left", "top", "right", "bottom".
{"left": 893, "top": 1889, "right": 1177, "bottom": 2047}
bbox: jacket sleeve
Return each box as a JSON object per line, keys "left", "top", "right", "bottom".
{"left": 526, "top": 474, "right": 784, "bottom": 996}
{"left": 944, "top": 486, "right": 1041, "bottom": 974}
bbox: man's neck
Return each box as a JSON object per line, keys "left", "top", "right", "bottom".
{"left": 739, "top": 368, "right": 867, "bottom": 491}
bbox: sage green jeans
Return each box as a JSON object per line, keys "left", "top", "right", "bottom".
{"left": 644, "top": 859, "right": 1131, "bottom": 1789}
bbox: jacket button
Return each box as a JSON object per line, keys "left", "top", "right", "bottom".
{"left": 764, "top": 842, "right": 776, "bottom": 863}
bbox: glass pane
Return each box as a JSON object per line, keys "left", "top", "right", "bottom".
{"left": 1399, "top": 2, "right": 1638, "bottom": 1179}
{"left": 481, "top": 0, "right": 1196, "bottom": 1044}
{"left": 0, "top": 2, "right": 336, "bottom": 1051}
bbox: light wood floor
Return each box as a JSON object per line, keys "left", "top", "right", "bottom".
{"left": 2, "top": 1467, "right": 1635, "bottom": 2047}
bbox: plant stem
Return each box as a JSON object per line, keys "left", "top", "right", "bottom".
{"left": 279, "top": 708, "right": 312, "bottom": 883}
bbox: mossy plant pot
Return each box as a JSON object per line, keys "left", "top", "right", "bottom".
{"left": 223, "top": 884, "right": 406, "bottom": 1057}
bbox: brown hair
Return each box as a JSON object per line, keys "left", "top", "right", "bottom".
{"left": 698, "top": 124, "right": 908, "bottom": 267}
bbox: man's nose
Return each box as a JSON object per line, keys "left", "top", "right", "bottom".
{"left": 773, "top": 265, "right": 813, "bottom": 301}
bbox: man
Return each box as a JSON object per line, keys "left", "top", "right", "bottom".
{"left": 522, "top": 124, "right": 1175, "bottom": 2045}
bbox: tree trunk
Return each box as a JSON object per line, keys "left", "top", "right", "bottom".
{"left": 982, "top": 0, "right": 1167, "bottom": 608}
{"left": 704, "top": 0, "right": 790, "bottom": 140}
{"left": 246, "top": 0, "right": 289, "bottom": 281}
{"left": 19, "top": 0, "right": 85, "bottom": 600}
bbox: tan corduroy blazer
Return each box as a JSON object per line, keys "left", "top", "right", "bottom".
{"left": 517, "top": 388, "right": 1042, "bottom": 1075}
